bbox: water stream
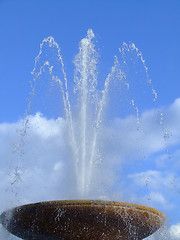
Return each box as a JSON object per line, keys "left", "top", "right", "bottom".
{"left": 26, "top": 29, "right": 157, "bottom": 198}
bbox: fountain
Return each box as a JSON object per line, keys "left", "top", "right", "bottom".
{"left": 0, "top": 30, "right": 166, "bottom": 239}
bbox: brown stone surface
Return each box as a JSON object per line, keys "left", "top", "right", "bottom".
{"left": 0, "top": 200, "right": 166, "bottom": 240}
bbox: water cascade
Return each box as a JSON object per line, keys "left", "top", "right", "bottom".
{"left": 0, "top": 30, "right": 166, "bottom": 239}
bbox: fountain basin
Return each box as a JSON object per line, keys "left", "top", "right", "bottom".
{"left": 0, "top": 200, "right": 166, "bottom": 240}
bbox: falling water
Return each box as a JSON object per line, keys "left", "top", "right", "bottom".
{"left": 23, "top": 29, "right": 158, "bottom": 199}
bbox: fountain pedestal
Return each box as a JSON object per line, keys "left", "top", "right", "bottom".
{"left": 0, "top": 200, "right": 165, "bottom": 240}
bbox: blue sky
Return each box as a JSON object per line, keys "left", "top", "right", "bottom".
{"left": 0, "top": 0, "right": 180, "bottom": 239}
{"left": 0, "top": 0, "right": 180, "bottom": 121}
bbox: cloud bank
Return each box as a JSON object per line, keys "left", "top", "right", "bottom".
{"left": 1, "top": 98, "right": 180, "bottom": 239}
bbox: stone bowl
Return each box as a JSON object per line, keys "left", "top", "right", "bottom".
{"left": 0, "top": 200, "right": 166, "bottom": 240}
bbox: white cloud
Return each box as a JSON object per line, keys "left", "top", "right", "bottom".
{"left": 0, "top": 114, "right": 70, "bottom": 210}
{"left": 127, "top": 170, "right": 180, "bottom": 212}
{"left": 105, "top": 98, "right": 180, "bottom": 162}
{"left": 1, "top": 99, "right": 180, "bottom": 239}
{"left": 28, "top": 112, "right": 65, "bottom": 139}
{"left": 169, "top": 223, "right": 180, "bottom": 239}
{"left": 128, "top": 170, "right": 180, "bottom": 192}
{"left": 147, "top": 192, "right": 174, "bottom": 209}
